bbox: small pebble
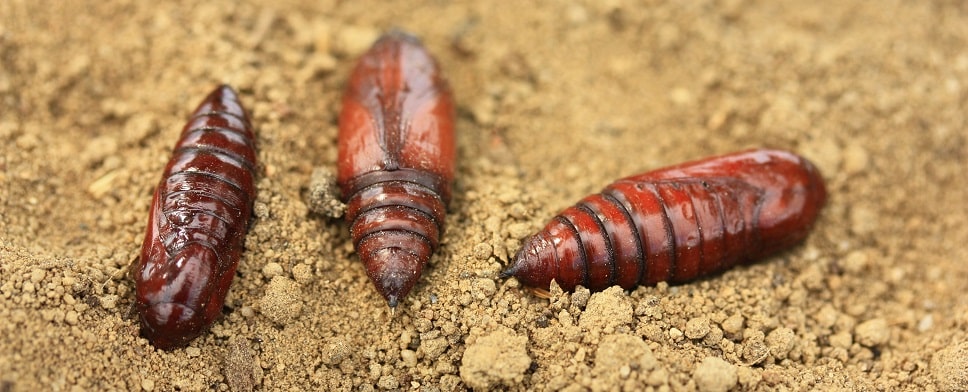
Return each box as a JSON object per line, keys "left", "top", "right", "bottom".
{"left": 669, "top": 327, "right": 684, "bottom": 341}
{"left": 722, "top": 314, "right": 745, "bottom": 336}
{"left": 30, "top": 268, "right": 47, "bottom": 283}
{"left": 401, "top": 349, "right": 417, "bottom": 368}
{"left": 765, "top": 327, "right": 796, "bottom": 359}
{"left": 829, "top": 332, "right": 853, "bottom": 350}
{"left": 685, "top": 317, "right": 711, "bottom": 340}
{"left": 262, "top": 262, "right": 283, "bottom": 278}
{"left": 854, "top": 318, "right": 890, "bottom": 347}
{"left": 100, "top": 295, "right": 119, "bottom": 310}
{"left": 336, "top": 26, "right": 380, "bottom": 57}
{"left": 471, "top": 278, "right": 497, "bottom": 299}
{"left": 918, "top": 315, "right": 934, "bottom": 332}
{"left": 472, "top": 243, "right": 493, "bottom": 261}
{"left": 842, "top": 250, "right": 869, "bottom": 274}
{"left": 377, "top": 374, "right": 399, "bottom": 390}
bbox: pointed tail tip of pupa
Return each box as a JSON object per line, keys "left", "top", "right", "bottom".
{"left": 499, "top": 264, "right": 519, "bottom": 279}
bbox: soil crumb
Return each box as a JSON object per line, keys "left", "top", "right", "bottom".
{"left": 306, "top": 167, "right": 345, "bottom": 219}
{"left": 931, "top": 342, "right": 968, "bottom": 392}
{"left": 460, "top": 326, "right": 532, "bottom": 389}
{"left": 694, "top": 357, "right": 738, "bottom": 392}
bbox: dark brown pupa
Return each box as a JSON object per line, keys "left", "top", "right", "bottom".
{"left": 337, "top": 31, "right": 456, "bottom": 308}
{"left": 134, "top": 85, "right": 257, "bottom": 349}
{"left": 503, "top": 149, "right": 827, "bottom": 293}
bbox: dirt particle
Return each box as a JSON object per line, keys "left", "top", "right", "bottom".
{"left": 741, "top": 330, "right": 770, "bottom": 365}
{"left": 335, "top": 25, "right": 380, "bottom": 57}
{"left": 591, "top": 334, "right": 657, "bottom": 388}
{"left": 842, "top": 144, "right": 869, "bottom": 175}
{"left": 849, "top": 205, "right": 879, "bottom": 236}
{"left": 918, "top": 315, "right": 934, "bottom": 332}
{"left": 29, "top": 269, "right": 46, "bottom": 283}
{"left": 931, "top": 341, "right": 968, "bottom": 392}
{"left": 259, "top": 276, "right": 303, "bottom": 325}
{"left": 401, "top": 349, "right": 417, "bottom": 367}
{"left": 297, "top": 53, "right": 338, "bottom": 83}
{"left": 377, "top": 374, "right": 399, "bottom": 390}
{"left": 829, "top": 331, "right": 852, "bottom": 350}
{"left": 578, "top": 287, "right": 632, "bottom": 336}
{"left": 471, "top": 278, "right": 497, "bottom": 300}
{"left": 854, "top": 318, "right": 890, "bottom": 347}
{"left": 65, "top": 310, "right": 79, "bottom": 325}
{"left": 470, "top": 95, "right": 496, "bottom": 126}
{"left": 224, "top": 338, "right": 256, "bottom": 392}
{"left": 685, "top": 317, "right": 711, "bottom": 340}
{"left": 800, "top": 137, "right": 842, "bottom": 177}
{"left": 122, "top": 113, "right": 158, "bottom": 145}
{"left": 508, "top": 203, "right": 528, "bottom": 219}
{"left": 472, "top": 243, "right": 493, "bottom": 261}
{"left": 261, "top": 262, "right": 283, "bottom": 278}
{"left": 669, "top": 327, "right": 684, "bottom": 342}
{"left": 646, "top": 367, "right": 669, "bottom": 387}
{"left": 460, "top": 326, "right": 531, "bottom": 389}
{"left": 694, "top": 357, "right": 737, "bottom": 392}
{"left": 323, "top": 339, "right": 351, "bottom": 365}
{"left": 722, "top": 314, "right": 745, "bottom": 338}
{"left": 307, "top": 168, "right": 346, "bottom": 219}
{"left": 291, "top": 263, "right": 313, "bottom": 284}
{"left": 842, "top": 250, "right": 870, "bottom": 274}
{"left": 765, "top": 327, "right": 796, "bottom": 360}
{"left": 507, "top": 222, "right": 532, "bottom": 239}
{"left": 814, "top": 305, "right": 839, "bottom": 329}
{"left": 571, "top": 286, "right": 591, "bottom": 310}
{"left": 100, "top": 294, "right": 118, "bottom": 310}
{"left": 420, "top": 337, "right": 449, "bottom": 360}
{"left": 140, "top": 378, "right": 155, "bottom": 391}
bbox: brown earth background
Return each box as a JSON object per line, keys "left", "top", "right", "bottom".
{"left": 2, "top": 1, "right": 968, "bottom": 391}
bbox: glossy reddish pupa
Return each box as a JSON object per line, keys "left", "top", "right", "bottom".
{"left": 337, "top": 31, "right": 456, "bottom": 308}
{"left": 503, "top": 149, "right": 827, "bottom": 293}
{"left": 134, "top": 85, "right": 257, "bottom": 349}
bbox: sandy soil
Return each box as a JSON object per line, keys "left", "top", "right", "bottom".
{"left": 2, "top": 1, "right": 967, "bottom": 391}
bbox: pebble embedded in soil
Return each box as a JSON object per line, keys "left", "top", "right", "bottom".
{"left": 685, "top": 317, "right": 711, "bottom": 340}
{"left": 854, "top": 318, "right": 890, "bottom": 347}
{"left": 765, "top": 327, "right": 797, "bottom": 360}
